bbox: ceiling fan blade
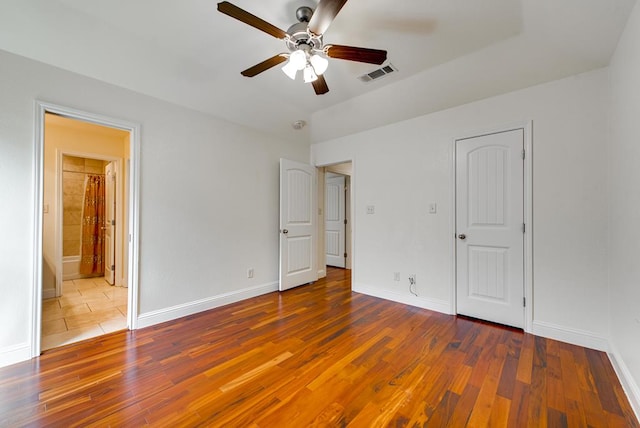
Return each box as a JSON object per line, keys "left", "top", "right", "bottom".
{"left": 325, "top": 44, "right": 387, "bottom": 65}
{"left": 217, "top": 2, "right": 287, "bottom": 39}
{"left": 307, "top": 0, "right": 349, "bottom": 36}
{"left": 241, "top": 54, "right": 288, "bottom": 77}
{"left": 312, "top": 75, "right": 329, "bottom": 95}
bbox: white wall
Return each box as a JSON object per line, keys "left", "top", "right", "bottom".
{"left": 0, "top": 49, "right": 308, "bottom": 366}
{"left": 608, "top": 0, "right": 640, "bottom": 416}
{"left": 312, "top": 68, "right": 610, "bottom": 347}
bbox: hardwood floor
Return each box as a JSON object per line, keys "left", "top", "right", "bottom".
{"left": 1, "top": 268, "right": 637, "bottom": 427}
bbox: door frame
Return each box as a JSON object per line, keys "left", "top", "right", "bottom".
{"left": 32, "top": 101, "right": 141, "bottom": 357}
{"left": 54, "top": 150, "right": 124, "bottom": 295}
{"left": 450, "top": 121, "right": 533, "bottom": 332}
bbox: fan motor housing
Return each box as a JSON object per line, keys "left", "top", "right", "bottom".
{"left": 285, "top": 10, "right": 323, "bottom": 53}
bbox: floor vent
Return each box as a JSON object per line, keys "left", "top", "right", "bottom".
{"left": 358, "top": 64, "right": 398, "bottom": 83}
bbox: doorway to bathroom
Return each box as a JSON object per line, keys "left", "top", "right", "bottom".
{"left": 39, "top": 111, "right": 134, "bottom": 351}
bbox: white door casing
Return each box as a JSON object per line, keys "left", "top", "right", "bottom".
{"left": 456, "top": 129, "right": 524, "bottom": 328}
{"left": 279, "top": 159, "right": 317, "bottom": 291}
{"left": 104, "top": 162, "right": 116, "bottom": 285}
{"left": 34, "top": 101, "right": 140, "bottom": 358}
{"left": 325, "top": 173, "right": 346, "bottom": 268}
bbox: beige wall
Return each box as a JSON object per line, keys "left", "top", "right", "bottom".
{"left": 43, "top": 114, "right": 128, "bottom": 294}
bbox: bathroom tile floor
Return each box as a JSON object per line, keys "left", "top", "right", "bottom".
{"left": 41, "top": 277, "right": 128, "bottom": 351}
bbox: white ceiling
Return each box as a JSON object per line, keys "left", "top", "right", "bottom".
{"left": 0, "top": 0, "right": 636, "bottom": 141}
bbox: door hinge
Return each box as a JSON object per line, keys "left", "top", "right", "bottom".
{"left": 344, "top": 253, "right": 347, "bottom": 258}
{"left": 522, "top": 223, "right": 525, "bottom": 233}
{"left": 111, "top": 219, "right": 115, "bottom": 226}
{"left": 521, "top": 149, "right": 525, "bottom": 159}
{"left": 523, "top": 297, "right": 526, "bottom": 307}
{"left": 111, "top": 264, "right": 115, "bottom": 271}
{"left": 344, "top": 219, "right": 348, "bottom": 225}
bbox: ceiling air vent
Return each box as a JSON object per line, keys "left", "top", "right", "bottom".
{"left": 358, "top": 64, "right": 398, "bottom": 83}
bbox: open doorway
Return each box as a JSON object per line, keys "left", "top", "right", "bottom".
{"left": 325, "top": 172, "right": 347, "bottom": 268}
{"left": 34, "top": 105, "right": 140, "bottom": 355}
{"left": 318, "top": 161, "right": 353, "bottom": 278}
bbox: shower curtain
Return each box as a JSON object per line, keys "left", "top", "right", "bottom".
{"left": 79, "top": 174, "right": 105, "bottom": 275}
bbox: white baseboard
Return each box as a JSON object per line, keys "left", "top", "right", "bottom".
{"left": 317, "top": 269, "right": 326, "bottom": 278}
{"left": 352, "top": 282, "right": 451, "bottom": 315}
{"left": 608, "top": 343, "right": 640, "bottom": 421}
{"left": 531, "top": 320, "right": 609, "bottom": 352}
{"left": 136, "top": 281, "right": 279, "bottom": 329}
{"left": 0, "top": 342, "right": 31, "bottom": 368}
{"left": 42, "top": 288, "right": 56, "bottom": 299}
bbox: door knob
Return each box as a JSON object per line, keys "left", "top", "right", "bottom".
{"left": 282, "top": 229, "right": 288, "bottom": 234}
{"left": 458, "top": 234, "right": 466, "bottom": 240}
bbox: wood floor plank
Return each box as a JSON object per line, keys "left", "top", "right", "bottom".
{"left": 0, "top": 267, "right": 637, "bottom": 427}
{"left": 448, "top": 383, "right": 481, "bottom": 427}
{"left": 487, "top": 395, "right": 511, "bottom": 427}
{"left": 506, "top": 380, "right": 531, "bottom": 428}
{"left": 516, "top": 334, "right": 535, "bottom": 384}
{"left": 546, "top": 354, "right": 566, "bottom": 413}
{"left": 497, "top": 354, "right": 519, "bottom": 399}
{"left": 466, "top": 356, "right": 506, "bottom": 427}
{"left": 585, "top": 347, "right": 624, "bottom": 416}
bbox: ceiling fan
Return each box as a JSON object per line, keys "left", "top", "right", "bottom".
{"left": 217, "top": 0, "right": 388, "bottom": 95}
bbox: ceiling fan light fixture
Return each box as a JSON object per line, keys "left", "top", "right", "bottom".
{"left": 217, "top": 1, "right": 388, "bottom": 95}
{"left": 309, "top": 54, "right": 328, "bottom": 75}
{"left": 303, "top": 65, "right": 318, "bottom": 83}
{"left": 289, "top": 49, "right": 307, "bottom": 71}
{"left": 282, "top": 60, "right": 298, "bottom": 80}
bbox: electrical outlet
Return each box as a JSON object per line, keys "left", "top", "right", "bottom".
{"left": 394, "top": 272, "right": 400, "bottom": 281}
{"left": 408, "top": 274, "right": 416, "bottom": 285}
{"left": 429, "top": 203, "right": 437, "bottom": 214}
{"left": 247, "top": 268, "right": 254, "bottom": 278}
{"left": 366, "top": 205, "right": 375, "bottom": 214}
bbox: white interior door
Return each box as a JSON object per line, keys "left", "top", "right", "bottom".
{"left": 325, "top": 173, "right": 346, "bottom": 268}
{"left": 104, "top": 162, "right": 116, "bottom": 285}
{"left": 279, "top": 159, "right": 317, "bottom": 291}
{"left": 456, "top": 129, "right": 524, "bottom": 328}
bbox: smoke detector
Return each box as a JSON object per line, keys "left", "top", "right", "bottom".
{"left": 292, "top": 120, "right": 307, "bottom": 130}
